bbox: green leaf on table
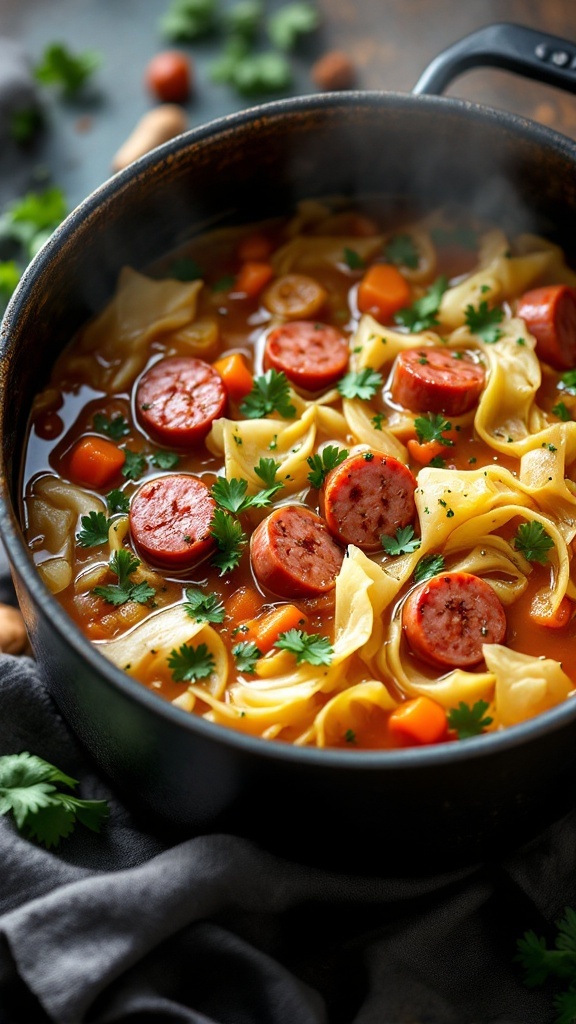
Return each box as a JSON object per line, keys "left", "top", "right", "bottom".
{"left": 267, "top": 2, "right": 319, "bottom": 50}
{"left": 34, "top": 43, "right": 101, "bottom": 97}
{"left": 160, "top": 0, "right": 218, "bottom": 41}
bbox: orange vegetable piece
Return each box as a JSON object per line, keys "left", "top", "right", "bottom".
{"left": 237, "top": 603, "right": 309, "bottom": 655}
{"left": 388, "top": 696, "right": 448, "bottom": 746}
{"left": 531, "top": 595, "right": 573, "bottom": 629}
{"left": 213, "top": 352, "right": 254, "bottom": 403}
{"left": 68, "top": 436, "right": 125, "bottom": 488}
{"left": 357, "top": 263, "right": 411, "bottom": 322}
{"left": 225, "top": 586, "right": 262, "bottom": 626}
{"left": 237, "top": 233, "right": 274, "bottom": 262}
{"left": 234, "top": 261, "right": 274, "bottom": 299}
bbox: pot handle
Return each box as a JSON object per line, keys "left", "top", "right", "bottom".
{"left": 413, "top": 22, "right": 576, "bottom": 97}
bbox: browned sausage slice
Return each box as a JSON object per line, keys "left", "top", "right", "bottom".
{"left": 322, "top": 450, "right": 417, "bottom": 551}
{"left": 264, "top": 320, "right": 349, "bottom": 392}
{"left": 130, "top": 473, "right": 216, "bottom": 571}
{"left": 136, "top": 356, "right": 227, "bottom": 447}
{"left": 516, "top": 285, "right": 576, "bottom": 370}
{"left": 250, "top": 505, "right": 344, "bottom": 598}
{"left": 402, "top": 571, "right": 506, "bottom": 669}
{"left": 390, "top": 347, "right": 485, "bottom": 416}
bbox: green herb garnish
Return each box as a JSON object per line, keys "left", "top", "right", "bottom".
{"left": 447, "top": 700, "right": 493, "bottom": 739}
{"left": 275, "top": 628, "right": 333, "bottom": 665}
{"left": 76, "top": 510, "right": 110, "bottom": 548}
{"left": 93, "top": 548, "right": 155, "bottom": 606}
{"left": 413, "top": 553, "right": 445, "bottom": 584}
{"left": 380, "top": 525, "right": 421, "bottom": 556}
{"left": 34, "top": 42, "right": 101, "bottom": 96}
{"left": 337, "top": 368, "right": 383, "bottom": 401}
{"left": 183, "top": 588, "right": 226, "bottom": 624}
{"left": 210, "top": 508, "right": 247, "bottom": 574}
{"left": 232, "top": 641, "right": 262, "bottom": 673}
{"left": 513, "top": 521, "right": 554, "bottom": 564}
{"left": 394, "top": 276, "right": 448, "bottom": 332}
{"left": 167, "top": 642, "right": 215, "bottom": 682}
{"left": 384, "top": 234, "right": 419, "bottom": 269}
{"left": 306, "top": 445, "right": 349, "bottom": 488}
{"left": 464, "top": 299, "right": 504, "bottom": 344}
{"left": 93, "top": 413, "right": 130, "bottom": 441}
{"left": 240, "top": 369, "right": 296, "bottom": 419}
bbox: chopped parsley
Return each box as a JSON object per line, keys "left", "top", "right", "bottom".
{"left": 342, "top": 246, "right": 365, "bottom": 270}
{"left": 210, "top": 508, "right": 247, "bottom": 574}
{"left": 167, "top": 642, "right": 215, "bottom": 682}
{"left": 0, "top": 751, "right": 108, "bottom": 849}
{"left": 121, "top": 448, "right": 147, "bottom": 481}
{"left": 275, "top": 628, "right": 333, "bottom": 665}
{"left": 513, "top": 521, "right": 554, "bottom": 564}
{"left": 211, "top": 476, "right": 281, "bottom": 514}
{"left": 240, "top": 369, "right": 296, "bottom": 419}
{"left": 371, "top": 412, "right": 385, "bottom": 430}
{"left": 76, "top": 510, "right": 110, "bottom": 548}
{"left": 183, "top": 588, "right": 225, "bottom": 624}
{"left": 413, "top": 553, "right": 445, "bottom": 584}
{"left": 232, "top": 641, "right": 262, "bottom": 673}
{"left": 394, "top": 276, "right": 448, "bottom": 333}
{"left": 553, "top": 401, "right": 571, "bottom": 422}
{"left": 464, "top": 299, "right": 504, "bottom": 344}
{"left": 93, "top": 548, "right": 156, "bottom": 606}
{"left": 268, "top": 2, "right": 319, "bottom": 49}
{"left": 93, "top": 413, "right": 130, "bottom": 441}
{"left": 447, "top": 700, "right": 493, "bottom": 739}
{"left": 560, "top": 369, "right": 576, "bottom": 395}
{"left": 306, "top": 445, "right": 349, "bottom": 488}
{"left": 384, "top": 234, "right": 419, "bottom": 269}
{"left": 253, "top": 457, "right": 281, "bottom": 488}
{"left": 414, "top": 413, "right": 454, "bottom": 446}
{"left": 160, "top": 0, "right": 218, "bottom": 41}
{"left": 150, "top": 450, "right": 180, "bottom": 470}
{"left": 34, "top": 42, "right": 101, "bottom": 96}
{"left": 169, "top": 257, "right": 202, "bottom": 281}
{"left": 380, "top": 525, "right": 421, "bottom": 556}
{"left": 338, "top": 367, "right": 383, "bottom": 401}
{"left": 106, "top": 489, "right": 130, "bottom": 515}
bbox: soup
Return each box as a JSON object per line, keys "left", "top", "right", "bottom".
{"left": 21, "top": 199, "right": 576, "bottom": 750}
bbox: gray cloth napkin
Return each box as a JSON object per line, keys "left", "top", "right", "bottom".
{"left": 0, "top": 650, "right": 572, "bottom": 1024}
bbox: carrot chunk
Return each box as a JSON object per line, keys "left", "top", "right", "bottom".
{"left": 234, "top": 261, "right": 274, "bottom": 298}
{"left": 225, "top": 586, "right": 262, "bottom": 626}
{"left": 68, "top": 436, "right": 125, "bottom": 488}
{"left": 236, "top": 603, "right": 309, "bottom": 654}
{"left": 531, "top": 595, "right": 573, "bottom": 629}
{"left": 213, "top": 352, "right": 254, "bottom": 403}
{"left": 388, "top": 696, "right": 448, "bottom": 745}
{"left": 357, "top": 263, "right": 411, "bottom": 321}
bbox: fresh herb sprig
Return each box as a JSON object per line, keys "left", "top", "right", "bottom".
{"left": 306, "top": 445, "right": 349, "bottom": 488}
{"left": 167, "top": 642, "right": 215, "bottom": 682}
{"left": 240, "top": 369, "right": 296, "bottom": 419}
{"left": 211, "top": 476, "right": 282, "bottom": 514}
{"left": 413, "top": 553, "right": 445, "bottom": 584}
{"left": 380, "top": 525, "right": 421, "bottom": 556}
{"left": 338, "top": 368, "right": 383, "bottom": 401}
{"left": 465, "top": 299, "right": 504, "bottom": 344}
{"left": 395, "top": 276, "right": 448, "bottom": 333}
{"left": 447, "top": 700, "right": 493, "bottom": 739}
{"left": 275, "top": 628, "right": 333, "bottom": 665}
{"left": 183, "top": 588, "right": 226, "bottom": 624}
{"left": 513, "top": 521, "right": 554, "bottom": 564}
{"left": 232, "top": 640, "right": 262, "bottom": 673}
{"left": 384, "top": 234, "right": 419, "bottom": 269}
{"left": 34, "top": 42, "right": 102, "bottom": 97}
{"left": 93, "top": 413, "right": 130, "bottom": 441}
{"left": 414, "top": 413, "right": 454, "bottom": 446}
{"left": 76, "top": 511, "right": 110, "bottom": 548}
{"left": 93, "top": 549, "right": 156, "bottom": 606}
{"left": 210, "top": 508, "right": 247, "bottom": 574}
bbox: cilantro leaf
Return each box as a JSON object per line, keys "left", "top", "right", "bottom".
{"left": 34, "top": 42, "right": 101, "bottom": 97}
{"left": 160, "top": 0, "right": 218, "bottom": 41}
{"left": 0, "top": 187, "right": 67, "bottom": 258}
{"left": 464, "top": 299, "right": 504, "bottom": 344}
{"left": 515, "top": 907, "right": 576, "bottom": 1018}
{"left": 0, "top": 261, "right": 21, "bottom": 310}
{"left": 240, "top": 369, "right": 296, "bottom": 419}
{"left": 338, "top": 368, "right": 383, "bottom": 401}
{"left": 0, "top": 751, "right": 108, "bottom": 848}
{"left": 306, "top": 445, "right": 349, "bottom": 488}
{"left": 232, "top": 640, "right": 262, "bottom": 673}
{"left": 513, "top": 521, "right": 554, "bottom": 564}
{"left": 231, "top": 51, "right": 292, "bottom": 95}
{"left": 553, "top": 401, "right": 571, "bottom": 422}
{"left": 413, "top": 553, "right": 445, "bottom": 584}
{"left": 121, "top": 448, "right": 147, "bottom": 481}
{"left": 267, "top": 2, "right": 319, "bottom": 50}
{"left": 211, "top": 476, "right": 281, "bottom": 514}
{"left": 183, "top": 587, "right": 225, "bottom": 624}
{"left": 447, "top": 700, "right": 493, "bottom": 739}
{"left": 93, "top": 413, "right": 130, "bottom": 441}
{"left": 167, "top": 642, "right": 215, "bottom": 682}
{"left": 395, "top": 276, "right": 448, "bottom": 332}
{"left": 380, "top": 525, "right": 421, "bottom": 556}
{"left": 93, "top": 548, "right": 156, "bottom": 606}
{"left": 210, "top": 508, "right": 246, "bottom": 574}
{"left": 343, "top": 247, "right": 365, "bottom": 270}
{"left": 253, "top": 457, "right": 281, "bottom": 488}
{"left": 275, "top": 628, "right": 333, "bottom": 665}
{"left": 414, "top": 413, "right": 454, "bottom": 445}
{"left": 150, "top": 450, "right": 180, "bottom": 470}
{"left": 560, "top": 369, "right": 576, "bottom": 396}
{"left": 106, "top": 489, "right": 130, "bottom": 515}
{"left": 224, "top": 0, "right": 263, "bottom": 39}
{"left": 384, "top": 234, "right": 419, "bottom": 269}
{"left": 76, "top": 510, "right": 110, "bottom": 548}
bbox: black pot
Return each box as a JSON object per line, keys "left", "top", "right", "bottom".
{"left": 2, "top": 24, "right": 576, "bottom": 873}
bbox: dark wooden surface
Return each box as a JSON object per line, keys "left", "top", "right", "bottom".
{"left": 1, "top": 0, "right": 576, "bottom": 211}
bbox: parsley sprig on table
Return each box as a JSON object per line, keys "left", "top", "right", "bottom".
{"left": 183, "top": 588, "right": 225, "bottom": 624}
{"left": 210, "top": 508, "right": 247, "bottom": 574}
{"left": 240, "top": 369, "right": 296, "bottom": 419}
{"left": 380, "top": 525, "right": 421, "bottom": 556}
{"left": 76, "top": 510, "right": 110, "bottom": 548}
{"left": 384, "top": 234, "right": 419, "bottom": 269}
{"left": 34, "top": 42, "right": 101, "bottom": 97}
{"left": 0, "top": 752, "right": 108, "bottom": 848}
{"left": 338, "top": 368, "right": 383, "bottom": 401}
{"left": 447, "top": 700, "right": 493, "bottom": 739}
{"left": 513, "top": 521, "right": 554, "bottom": 564}
{"left": 413, "top": 553, "right": 445, "bottom": 584}
{"left": 464, "top": 299, "right": 504, "bottom": 344}
{"left": 394, "top": 276, "right": 448, "bottom": 332}
{"left": 167, "top": 642, "right": 215, "bottom": 682}
{"left": 516, "top": 907, "right": 576, "bottom": 1023}
{"left": 275, "top": 629, "right": 333, "bottom": 666}
{"left": 306, "top": 445, "right": 349, "bottom": 488}
{"left": 414, "top": 413, "right": 454, "bottom": 446}
{"left": 211, "top": 476, "right": 282, "bottom": 514}
{"left": 93, "top": 549, "right": 156, "bottom": 606}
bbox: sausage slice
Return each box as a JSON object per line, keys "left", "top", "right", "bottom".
{"left": 391, "top": 347, "right": 485, "bottom": 416}
{"left": 264, "top": 320, "right": 349, "bottom": 392}
{"left": 250, "top": 505, "right": 344, "bottom": 598}
{"left": 136, "top": 356, "right": 227, "bottom": 447}
{"left": 130, "top": 473, "right": 216, "bottom": 571}
{"left": 402, "top": 571, "right": 506, "bottom": 670}
{"left": 516, "top": 285, "right": 576, "bottom": 370}
{"left": 322, "top": 450, "right": 417, "bottom": 551}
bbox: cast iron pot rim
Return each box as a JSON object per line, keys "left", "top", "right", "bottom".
{"left": 2, "top": 87, "right": 576, "bottom": 773}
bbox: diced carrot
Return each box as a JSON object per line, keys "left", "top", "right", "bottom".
{"left": 68, "top": 436, "right": 125, "bottom": 488}
{"left": 213, "top": 352, "right": 254, "bottom": 403}
{"left": 225, "top": 586, "right": 262, "bottom": 626}
{"left": 357, "top": 263, "right": 411, "bottom": 321}
{"left": 234, "top": 261, "right": 274, "bottom": 298}
{"left": 236, "top": 603, "right": 309, "bottom": 654}
{"left": 237, "top": 233, "right": 274, "bottom": 262}
{"left": 388, "top": 696, "right": 448, "bottom": 746}
{"left": 407, "top": 438, "right": 449, "bottom": 466}
{"left": 531, "top": 595, "right": 573, "bottom": 629}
